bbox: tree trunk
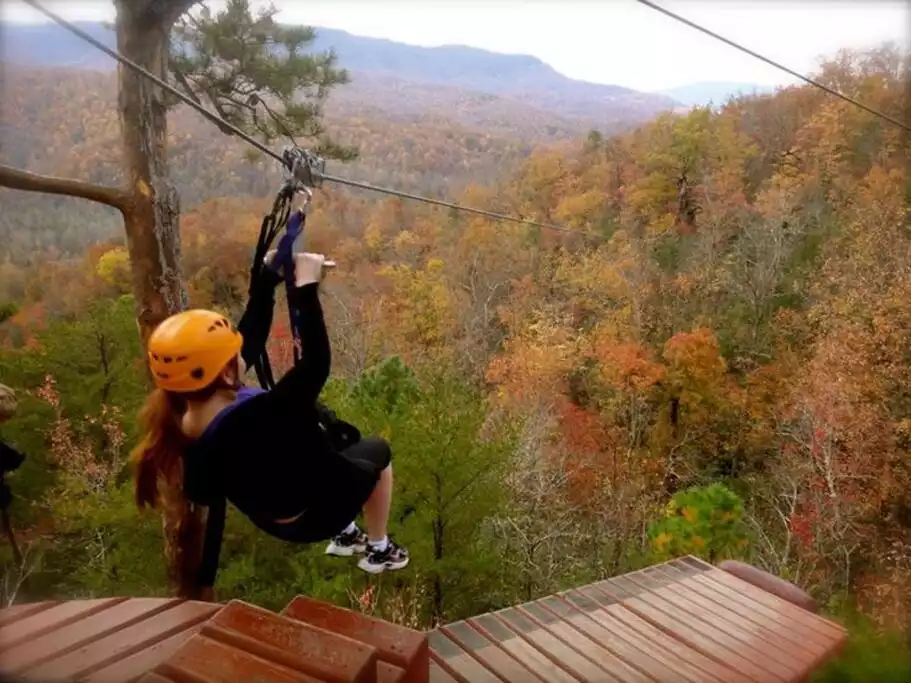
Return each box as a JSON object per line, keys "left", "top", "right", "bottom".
{"left": 114, "top": 1, "right": 188, "bottom": 341}
{"left": 1, "top": 0, "right": 203, "bottom": 595}
{"left": 114, "top": 0, "right": 199, "bottom": 594}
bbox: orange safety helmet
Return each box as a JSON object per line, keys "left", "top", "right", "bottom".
{"left": 147, "top": 310, "right": 243, "bottom": 393}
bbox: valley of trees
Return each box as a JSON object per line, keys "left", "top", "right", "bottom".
{"left": 0, "top": 2, "right": 910, "bottom": 678}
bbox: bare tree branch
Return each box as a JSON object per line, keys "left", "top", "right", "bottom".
{"left": 0, "top": 164, "right": 128, "bottom": 213}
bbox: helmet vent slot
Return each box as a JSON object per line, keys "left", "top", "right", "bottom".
{"left": 191, "top": 368, "right": 206, "bottom": 380}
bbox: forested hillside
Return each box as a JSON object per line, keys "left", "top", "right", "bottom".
{"left": 0, "top": 11, "right": 910, "bottom": 678}
{"left": 1, "top": 20, "right": 677, "bottom": 134}
{"left": 0, "top": 63, "right": 550, "bottom": 260}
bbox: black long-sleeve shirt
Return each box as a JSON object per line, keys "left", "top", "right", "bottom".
{"left": 183, "top": 272, "right": 333, "bottom": 588}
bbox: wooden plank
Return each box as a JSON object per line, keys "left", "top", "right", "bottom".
{"left": 591, "top": 581, "right": 780, "bottom": 683}
{"left": 136, "top": 673, "right": 177, "bottom": 683}
{"left": 0, "top": 601, "right": 61, "bottom": 628}
{"left": 0, "top": 598, "right": 127, "bottom": 651}
{"left": 547, "top": 593, "right": 697, "bottom": 683}
{"left": 495, "top": 606, "right": 620, "bottom": 682}
{"left": 428, "top": 660, "right": 458, "bottom": 683}
{"left": 676, "top": 555, "right": 832, "bottom": 629}
{"left": 655, "top": 565, "right": 831, "bottom": 656}
{"left": 617, "top": 571, "right": 793, "bottom": 681}
{"left": 720, "top": 561, "right": 818, "bottom": 613}
{"left": 468, "top": 613, "right": 579, "bottom": 683}
{"left": 25, "top": 600, "right": 219, "bottom": 681}
{"left": 702, "top": 569, "right": 847, "bottom": 641}
{"left": 604, "top": 605, "right": 743, "bottom": 683}
{"left": 3, "top": 598, "right": 181, "bottom": 676}
{"left": 442, "top": 620, "right": 545, "bottom": 682}
{"left": 517, "top": 601, "right": 649, "bottom": 683}
{"left": 575, "top": 586, "right": 744, "bottom": 683}
{"left": 427, "top": 629, "right": 502, "bottom": 683}
{"left": 207, "top": 600, "right": 377, "bottom": 683}
{"left": 378, "top": 661, "right": 407, "bottom": 683}
{"left": 157, "top": 633, "right": 322, "bottom": 683}
{"left": 623, "top": 571, "right": 805, "bottom": 680}
{"left": 84, "top": 620, "right": 209, "bottom": 683}
{"left": 573, "top": 585, "right": 733, "bottom": 683}
{"left": 618, "top": 595, "right": 771, "bottom": 682}
{"left": 658, "top": 579, "right": 810, "bottom": 670}
{"left": 645, "top": 567, "right": 822, "bottom": 669}
{"left": 668, "top": 560, "right": 835, "bottom": 650}
{"left": 673, "top": 556, "right": 715, "bottom": 573}
{"left": 614, "top": 576, "right": 792, "bottom": 681}
{"left": 283, "top": 595, "right": 428, "bottom": 683}
{"left": 687, "top": 573, "right": 837, "bottom": 651}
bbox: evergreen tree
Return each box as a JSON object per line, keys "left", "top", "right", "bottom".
{"left": 170, "top": 0, "right": 358, "bottom": 159}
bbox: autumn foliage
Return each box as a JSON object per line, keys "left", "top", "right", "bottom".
{"left": 1, "top": 42, "right": 910, "bottom": 644}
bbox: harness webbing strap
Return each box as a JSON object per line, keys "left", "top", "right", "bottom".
{"left": 250, "top": 188, "right": 307, "bottom": 390}
{"left": 275, "top": 210, "right": 306, "bottom": 367}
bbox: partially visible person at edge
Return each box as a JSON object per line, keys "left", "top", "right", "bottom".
{"left": 130, "top": 191, "right": 408, "bottom": 601}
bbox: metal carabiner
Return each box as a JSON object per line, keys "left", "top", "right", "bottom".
{"left": 281, "top": 146, "right": 327, "bottom": 191}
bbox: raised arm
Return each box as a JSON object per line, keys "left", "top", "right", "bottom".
{"left": 266, "top": 250, "right": 335, "bottom": 407}
{"left": 269, "top": 281, "right": 331, "bottom": 406}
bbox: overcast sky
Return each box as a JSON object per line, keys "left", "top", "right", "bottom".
{"left": 3, "top": 0, "right": 908, "bottom": 91}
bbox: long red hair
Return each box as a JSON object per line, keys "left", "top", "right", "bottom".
{"left": 131, "top": 356, "right": 240, "bottom": 597}
{"left": 130, "top": 387, "right": 204, "bottom": 597}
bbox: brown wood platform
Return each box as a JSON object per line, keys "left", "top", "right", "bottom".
{"left": 0, "top": 597, "right": 220, "bottom": 682}
{"left": 0, "top": 556, "right": 847, "bottom": 682}
{"left": 428, "top": 556, "right": 848, "bottom": 683}
{"left": 0, "top": 595, "right": 429, "bottom": 683}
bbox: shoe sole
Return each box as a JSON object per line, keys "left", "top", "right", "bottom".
{"left": 325, "top": 542, "right": 367, "bottom": 557}
{"left": 357, "top": 556, "right": 410, "bottom": 574}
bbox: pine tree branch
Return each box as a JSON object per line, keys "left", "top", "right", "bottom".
{"left": 0, "top": 164, "right": 128, "bottom": 213}
{"left": 169, "top": 65, "right": 204, "bottom": 107}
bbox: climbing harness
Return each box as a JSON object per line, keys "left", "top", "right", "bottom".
{"left": 247, "top": 147, "right": 363, "bottom": 450}
{"left": 249, "top": 147, "right": 327, "bottom": 390}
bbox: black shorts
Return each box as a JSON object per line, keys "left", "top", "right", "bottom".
{"left": 257, "top": 437, "right": 391, "bottom": 544}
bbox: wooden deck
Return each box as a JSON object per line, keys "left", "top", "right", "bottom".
{"left": 0, "top": 596, "right": 221, "bottom": 682}
{"left": 0, "top": 556, "right": 847, "bottom": 682}
{"left": 429, "top": 556, "right": 848, "bottom": 682}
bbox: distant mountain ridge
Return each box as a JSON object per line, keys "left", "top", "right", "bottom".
{"left": 0, "top": 20, "right": 676, "bottom": 134}
{"left": 657, "top": 81, "right": 777, "bottom": 108}
{"left": 308, "top": 27, "right": 635, "bottom": 97}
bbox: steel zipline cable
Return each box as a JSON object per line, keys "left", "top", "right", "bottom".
{"left": 635, "top": 0, "right": 911, "bottom": 134}
{"left": 22, "top": 0, "right": 608, "bottom": 239}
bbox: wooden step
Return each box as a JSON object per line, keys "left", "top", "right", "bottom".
{"left": 282, "top": 595, "right": 429, "bottom": 683}
{"left": 143, "top": 599, "right": 379, "bottom": 683}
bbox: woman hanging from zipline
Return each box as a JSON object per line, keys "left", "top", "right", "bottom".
{"left": 130, "top": 189, "right": 408, "bottom": 600}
